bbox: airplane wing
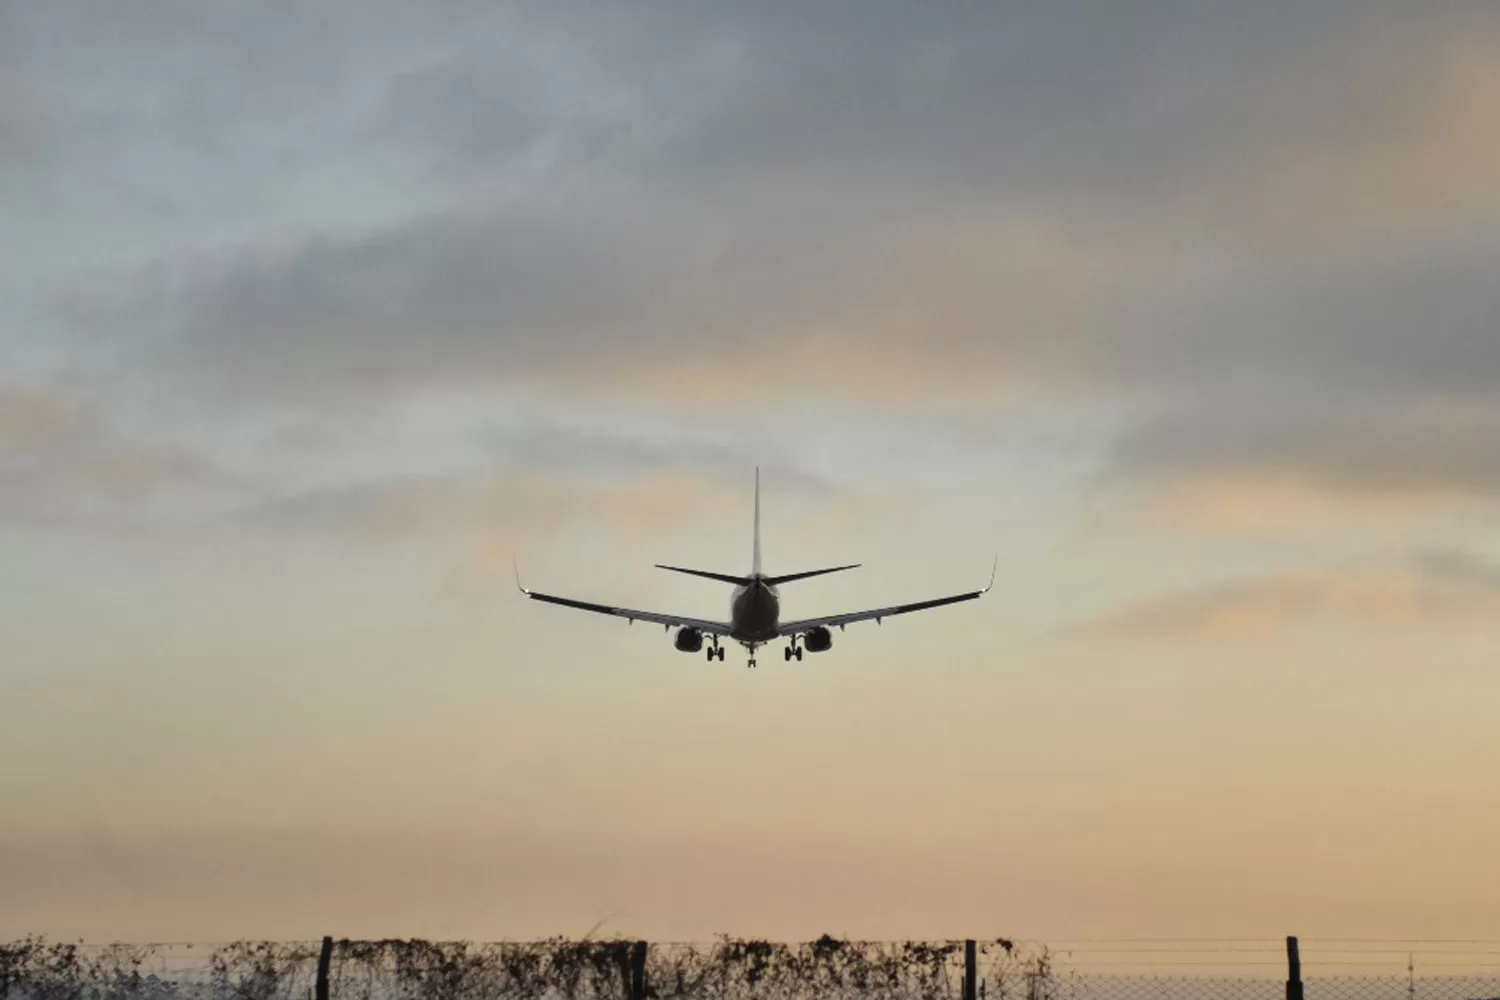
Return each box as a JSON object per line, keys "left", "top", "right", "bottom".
{"left": 515, "top": 564, "right": 730, "bottom": 636}
{"left": 776, "top": 560, "right": 995, "bottom": 638}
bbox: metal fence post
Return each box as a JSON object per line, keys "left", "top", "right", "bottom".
{"left": 316, "top": 936, "right": 333, "bottom": 1000}
{"left": 1287, "top": 936, "right": 1303, "bottom": 1000}
{"left": 629, "top": 940, "right": 648, "bottom": 1000}
{"left": 964, "top": 939, "right": 977, "bottom": 1000}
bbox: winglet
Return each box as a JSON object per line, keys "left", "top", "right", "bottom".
{"left": 513, "top": 558, "right": 530, "bottom": 595}
{"left": 981, "top": 555, "right": 997, "bottom": 594}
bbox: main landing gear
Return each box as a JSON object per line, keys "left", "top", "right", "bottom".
{"left": 705, "top": 641, "right": 725, "bottom": 662}
{"left": 783, "top": 640, "right": 803, "bottom": 662}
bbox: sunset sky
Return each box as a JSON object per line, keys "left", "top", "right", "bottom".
{"left": 3, "top": 2, "right": 1499, "bottom": 947}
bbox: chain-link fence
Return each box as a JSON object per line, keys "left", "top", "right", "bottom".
{"left": 4, "top": 937, "right": 1499, "bottom": 1000}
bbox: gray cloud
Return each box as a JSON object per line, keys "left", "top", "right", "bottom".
{"left": 1089, "top": 230, "right": 1500, "bottom": 504}
{"left": 154, "top": 7, "right": 1495, "bottom": 391}
{"left": 1409, "top": 548, "right": 1500, "bottom": 591}
{"left": 1107, "top": 236, "right": 1500, "bottom": 400}
{"left": 161, "top": 192, "right": 872, "bottom": 400}
{"left": 0, "top": 75, "right": 45, "bottom": 158}
{"left": 235, "top": 413, "right": 827, "bottom": 542}
{"left": 14, "top": 1, "right": 1500, "bottom": 512}
{"left": 1070, "top": 549, "right": 1500, "bottom": 639}
{"left": 235, "top": 471, "right": 542, "bottom": 539}
{"left": 235, "top": 469, "right": 724, "bottom": 550}
{"left": 1107, "top": 393, "right": 1500, "bottom": 500}
{"left": 485, "top": 414, "right": 832, "bottom": 493}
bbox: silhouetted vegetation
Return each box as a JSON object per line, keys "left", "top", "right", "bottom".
{"left": 5, "top": 936, "right": 1500, "bottom": 1000}
{"left": 0, "top": 936, "right": 1028, "bottom": 999}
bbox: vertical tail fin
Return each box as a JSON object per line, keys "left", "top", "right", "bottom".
{"left": 752, "top": 467, "right": 762, "bottom": 577}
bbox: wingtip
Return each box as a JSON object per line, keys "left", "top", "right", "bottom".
{"left": 513, "top": 557, "right": 530, "bottom": 595}
{"left": 982, "top": 555, "right": 997, "bottom": 594}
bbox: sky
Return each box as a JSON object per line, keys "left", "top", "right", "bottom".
{"left": 2, "top": 1, "right": 1499, "bottom": 952}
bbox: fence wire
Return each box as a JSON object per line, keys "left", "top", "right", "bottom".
{"left": 3, "top": 938, "right": 1499, "bottom": 1000}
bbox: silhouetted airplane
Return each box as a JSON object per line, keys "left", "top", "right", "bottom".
{"left": 516, "top": 468, "right": 993, "bottom": 667}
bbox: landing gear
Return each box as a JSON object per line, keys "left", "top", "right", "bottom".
{"left": 747, "top": 657, "right": 757, "bottom": 669}
{"left": 785, "top": 638, "right": 804, "bottom": 662}
{"left": 706, "top": 642, "right": 725, "bottom": 662}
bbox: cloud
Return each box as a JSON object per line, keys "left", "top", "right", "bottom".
{"left": 160, "top": 195, "right": 864, "bottom": 400}
{"left": 1134, "top": 476, "right": 1456, "bottom": 537}
{"left": 1079, "top": 223, "right": 1500, "bottom": 527}
{"left": 1109, "top": 232, "right": 1500, "bottom": 402}
{"left": 484, "top": 413, "right": 831, "bottom": 493}
{"left": 0, "top": 382, "right": 226, "bottom": 525}
{"left": 1108, "top": 394, "right": 1500, "bottom": 507}
{"left": 1070, "top": 550, "right": 1500, "bottom": 640}
{"left": 229, "top": 406, "right": 826, "bottom": 539}
{"left": 0, "top": 383, "right": 88, "bottom": 450}
{"left": 135, "top": 178, "right": 1149, "bottom": 408}
{"left": 1112, "top": 18, "right": 1500, "bottom": 248}
{"left": 0, "top": 74, "right": 46, "bottom": 158}
{"left": 235, "top": 466, "right": 740, "bottom": 545}
{"left": 16, "top": 5, "right": 1461, "bottom": 398}
{"left": 1239, "top": 31, "right": 1500, "bottom": 242}
{"left": 14, "top": 1, "right": 1500, "bottom": 526}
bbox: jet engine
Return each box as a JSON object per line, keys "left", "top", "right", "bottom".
{"left": 674, "top": 627, "right": 705, "bottom": 653}
{"left": 803, "top": 626, "right": 833, "bottom": 652}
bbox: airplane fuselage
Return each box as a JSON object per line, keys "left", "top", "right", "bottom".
{"left": 729, "top": 576, "right": 780, "bottom": 643}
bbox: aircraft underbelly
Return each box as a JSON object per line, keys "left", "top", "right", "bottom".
{"left": 730, "top": 584, "right": 780, "bottom": 642}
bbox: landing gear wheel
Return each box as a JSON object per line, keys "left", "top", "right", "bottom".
{"left": 716, "top": 646, "right": 725, "bottom": 661}
{"left": 784, "top": 646, "right": 792, "bottom": 662}
{"left": 748, "top": 658, "right": 757, "bottom": 669}
{"left": 706, "top": 647, "right": 715, "bottom": 662}
{"left": 795, "top": 647, "right": 803, "bottom": 661}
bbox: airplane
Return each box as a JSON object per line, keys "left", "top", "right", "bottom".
{"left": 514, "top": 468, "right": 994, "bottom": 668}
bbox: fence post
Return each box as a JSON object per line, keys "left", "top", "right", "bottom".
{"left": 316, "top": 936, "right": 333, "bottom": 1000}
{"left": 1286, "top": 936, "right": 1303, "bottom": 1000}
{"left": 964, "top": 939, "right": 977, "bottom": 1000}
{"left": 629, "top": 940, "right": 648, "bottom": 1000}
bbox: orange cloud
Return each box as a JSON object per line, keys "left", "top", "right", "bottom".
{"left": 1256, "top": 34, "right": 1500, "bottom": 241}
{"left": 1156, "top": 23, "right": 1500, "bottom": 252}
{"left": 1137, "top": 474, "right": 1462, "bottom": 537}
{"left": 1070, "top": 554, "right": 1500, "bottom": 640}
{"left": 438, "top": 471, "right": 743, "bottom": 597}
{"left": 0, "top": 384, "right": 87, "bottom": 451}
{"left": 0, "top": 382, "right": 220, "bottom": 509}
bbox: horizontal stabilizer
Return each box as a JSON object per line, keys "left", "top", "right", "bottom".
{"left": 655, "top": 565, "right": 753, "bottom": 586}
{"left": 763, "top": 564, "right": 861, "bottom": 586}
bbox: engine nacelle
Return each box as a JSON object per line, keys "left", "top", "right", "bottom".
{"left": 804, "top": 626, "right": 833, "bottom": 653}
{"left": 674, "top": 627, "right": 705, "bottom": 653}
